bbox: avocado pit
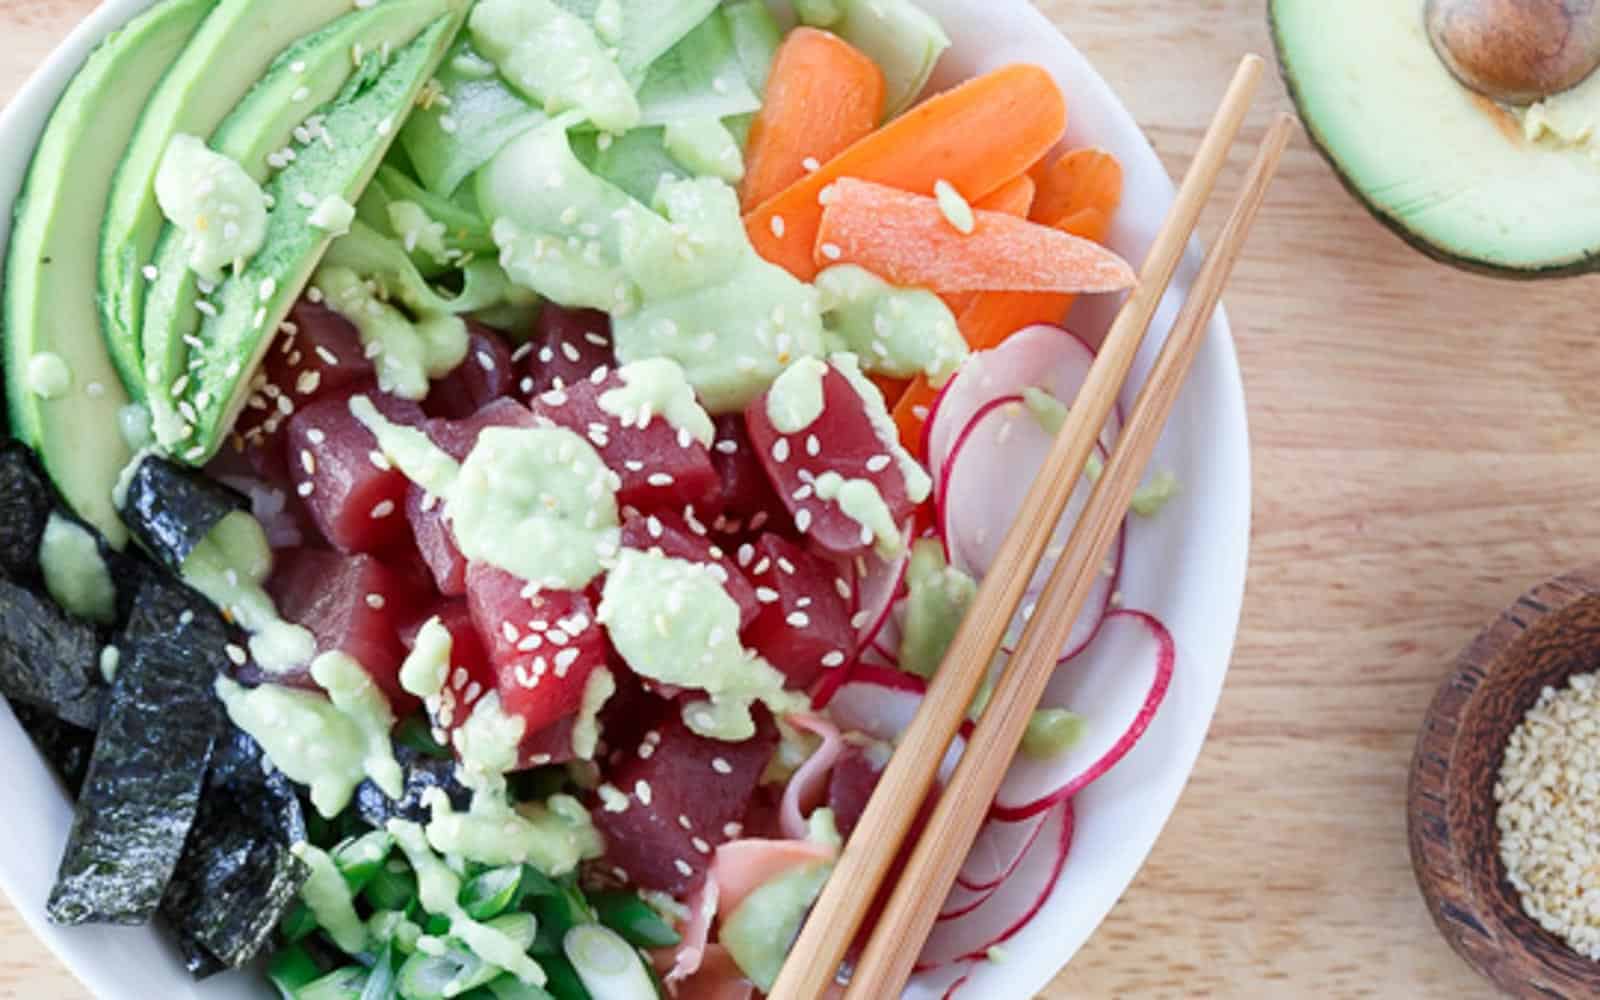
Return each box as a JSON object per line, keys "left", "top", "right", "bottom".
{"left": 1426, "top": 0, "right": 1600, "bottom": 105}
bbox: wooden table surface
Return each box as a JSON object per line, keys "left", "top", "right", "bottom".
{"left": 2, "top": 0, "right": 1587, "bottom": 996}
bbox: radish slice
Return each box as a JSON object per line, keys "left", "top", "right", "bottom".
{"left": 825, "top": 671, "right": 968, "bottom": 783}
{"left": 849, "top": 527, "right": 912, "bottom": 655}
{"left": 665, "top": 877, "right": 719, "bottom": 984}
{"left": 988, "top": 610, "right": 1177, "bottom": 821}
{"left": 937, "top": 880, "right": 996, "bottom": 921}
{"left": 780, "top": 715, "right": 846, "bottom": 841}
{"left": 939, "top": 395, "right": 1121, "bottom": 663}
{"left": 953, "top": 809, "right": 1049, "bottom": 892}
{"left": 926, "top": 325, "right": 1117, "bottom": 496}
{"left": 908, "top": 960, "right": 979, "bottom": 999}
{"left": 918, "top": 800, "right": 1076, "bottom": 969}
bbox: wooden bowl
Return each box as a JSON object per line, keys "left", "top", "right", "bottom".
{"left": 1409, "top": 568, "right": 1600, "bottom": 997}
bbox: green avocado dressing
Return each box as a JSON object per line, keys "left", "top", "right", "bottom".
{"left": 816, "top": 265, "right": 967, "bottom": 387}
{"left": 898, "top": 537, "right": 977, "bottom": 679}
{"left": 214, "top": 676, "right": 367, "bottom": 818}
{"left": 469, "top": 0, "right": 640, "bottom": 134}
{"left": 571, "top": 666, "right": 617, "bottom": 760}
{"left": 352, "top": 396, "right": 621, "bottom": 589}
{"left": 181, "top": 511, "right": 316, "bottom": 673}
{"left": 1021, "top": 707, "right": 1086, "bottom": 760}
{"left": 663, "top": 116, "right": 745, "bottom": 183}
{"left": 597, "top": 548, "right": 802, "bottom": 740}
{"left": 598, "top": 357, "right": 715, "bottom": 446}
{"left": 153, "top": 134, "right": 268, "bottom": 283}
{"left": 721, "top": 860, "right": 835, "bottom": 991}
{"left": 38, "top": 514, "right": 116, "bottom": 625}
{"left": 813, "top": 471, "right": 902, "bottom": 557}
{"left": 291, "top": 842, "right": 369, "bottom": 955}
{"left": 765, "top": 357, "right": 828, "bottom": 434}
{"left": 400, "top": 615, "right": 453, "bottom": 700}
{"left": 309, "top": 651, "right": 404, "bottom": 800}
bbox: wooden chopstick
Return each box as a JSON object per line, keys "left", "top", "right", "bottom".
{"left": 843, "top": 110, "right": 1296, "bottom": 999}
{"left": 767, "top": 54, "right": 1269, "bottom": 1000}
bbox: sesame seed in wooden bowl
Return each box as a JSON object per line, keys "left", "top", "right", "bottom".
{"left": 1410, "top": 568, "right": 1600, "bottom": 997}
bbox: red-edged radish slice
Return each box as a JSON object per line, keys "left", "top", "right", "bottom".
{"left": 954, "top": 808, "right": 1050, "bottom": 892}
{"left": 918, "top": 799, "right": 1076, "bottom": 969}
{"left": 925, "top": 325, "right": 1116, "bottom": 499}
{"left": 939, "top": 394, "right": 1121, "bottom": 663}
{"left": 988, "top": 610, "right": 1176, "bottom": 821}
{"left": 780, "top": 715, "right": 846, "bottom": 841}
{"left": 664, "top": 877, "right": 719, "bottom": 984}
{"left": 909, "top": 960, "right": 979, "bottom": 999}
{"left": 937, "top": 880, "right": 997, "bottom": 921}
{"left": 848, "top": 524, "right": 913, "bottom": 654}
{"left": 825, "top": 670, "right": 968, "bottom": 782}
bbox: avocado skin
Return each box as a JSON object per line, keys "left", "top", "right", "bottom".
{"left": 1268, "top": 0, "right": 1600, "bottom": 281}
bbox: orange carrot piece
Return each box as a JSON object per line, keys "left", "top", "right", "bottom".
{"left": 944, "top": 175, "right": 1038, "bottom": 314}
{"left": 815, "top": 178, "right": 1134, "bottom": 294}
{"left": 892, "top": 156, "right": 1123, "bottom": 454}
{"left": 744, "top": 64, "right": 1068, "bottom": 281}
{"left": 1030, "top": 147, "right": 1122, "bottom": 226}
{"left": 738, "top": 29, "right": 886, "bottom": 211}
{"left": 869, "top": 373, "right": 910, "bottom": 409}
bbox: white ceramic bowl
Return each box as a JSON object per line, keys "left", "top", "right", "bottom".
{"left": 0, "top": 2, "right": 1250, "bottom": 996}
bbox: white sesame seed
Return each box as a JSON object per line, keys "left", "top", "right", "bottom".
{"left": 634, "top": 780, "right": 654, "bottom": 806}
{"left": 673, "top": 859, "right": 694, "bottom": 877}
{"left": 772, "top": 439, "right": 790, "bottom": 463}
{"left": 225, "top": 644, "right": 248, "bottom": 666}
{"left": 822, "top": 651, "right": 847, "bottom": 668}
{"left": 769, "top": 215, "right": 787, "bottom": 239}
{"left": 370, "top": 500, "right": 396, "bottom": 519}
{"left": 711, "top": 757, "right": 733, "bottom": 775}
{"left": 820, "top": 242, "right": 843, "bottom": 261}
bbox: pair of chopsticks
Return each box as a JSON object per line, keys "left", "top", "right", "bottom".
{"left": 770, "top": 55, "right": 1292, "bottom": 999}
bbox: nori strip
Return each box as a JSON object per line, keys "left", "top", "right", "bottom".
{"left": 162, "top": 729, "right": 309, "bottom": 975}
{"left": 46, "top": 581, "right": 224, "bottom": 925}
{"left": 354, "top": 742, "right": 470, "bottom": 829}
{"left": 0, "top": 579, "right": 104, "bottom": 728}
{"left": 117, "top": 456, "right": 246, "bottom": 573}
{"left": 9, "top": 703, "right": 94, "bottom": 797}
{"left": 0, "top": 442, "right": 54, "bottom": 582}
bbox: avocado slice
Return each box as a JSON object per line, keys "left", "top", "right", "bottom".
{"left": 2, "top": 0, "right": 216, "bottom": 548}
{"left": 140, "top": 0, "right": 460, "bottom": 447}
{"left": 1272, "top": 0, "right": 1600, "bottom": 277}
{"left": 98, "top": 0, "right": 379, "bottom": 398}
{"left": 161, "top": 13, "right": 463, "bottom": 463}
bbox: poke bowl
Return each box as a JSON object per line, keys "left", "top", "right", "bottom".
{"left": 0, "top": 1, "right": 1251, "bottom": 998}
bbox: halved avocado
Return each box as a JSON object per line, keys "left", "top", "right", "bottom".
{"left": 167, "top": 12, "right": 464, "bottom": 463}
{"left": 2, "top": 0, "right": 216, "bottom": 548}
{"left": 141, "top": 0, "right": 460, "bottom": 446}
{"left": 1271, "top": 0, "right": 1600, "bottom": 278}
{"left": 97, "top": 0, "right": 376, "bottom": 397}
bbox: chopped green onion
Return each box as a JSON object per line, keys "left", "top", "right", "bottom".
{"left": 395, "top": 713, "right": 452, "bottom": 759}
{"left": 280, "top": 902, "right": 319, "bottom": 944}
{"left": 537, "top": 953, "right": 594, "bottom": 1000}
{"left": 479, "top": 974, "right": 559, "bottom": 1000}
{"left": 395, "top": 913, "right": 538, "bottom": 999}
{"left": 359, "top": 942, "right": 397, "bottom": 1000}
{"left": 589, "top": 893, "right": 681, "bottom": 950}
{"left": 363, "top": 861, "right": 419, "bottom": 913}
{"left": 293, "top": 966, "right": 368, "bottom": 1000}
{"left": 564, "top": 924, "right": 656, "bottom": 1000}
{"left": 462, "top": 865, "right": 524, "bottom": 920}
{"left": 334, "top": 830, "right": 395, "bottom": 893}
{"left": 268, "top": 943, "right": 323, "bottom": 999}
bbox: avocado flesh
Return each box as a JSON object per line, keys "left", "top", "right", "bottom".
{"left": 141, "top": 0, "right": 458, "bottom": 445}
{"left": 163, "top": 13, "right": 463, "bottom": 463}
{"left": 2, "top": 0, "right": 215, "bottom": 548}
{"left": 1273, "top": 0, "right": 1600, "bottom": 277}
{"left": 99, "top": 0, "right": 373, "bottom": 397}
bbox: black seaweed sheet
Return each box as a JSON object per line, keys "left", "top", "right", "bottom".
{"left": 355, "top": 741, "right": 471, "bottom": 829}
{"left": 118, "top": 456, "right": 246, "bottom": 573}
{"left": 0, "top": 442, "right": 56, "bottom": 582}
{"left": 162, "top": 729, "right": 309, "bottom": 975}
{"left": 46, "top": 576, "right": 224, "bottom": 926}
{"left": 8, "top": 703, "right": 94, "bottom": 797}
{"left": 0, "top": 579, "right": 104, "bottom": 729}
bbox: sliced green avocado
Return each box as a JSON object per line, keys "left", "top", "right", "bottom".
{"left": 1272, "top": 0, "right": 1600, "bottom": 278}
{"left": 98, "top": 0, "right": 375, "bottom": 397}
{"left": 141, "top": 0, "right": 460, "bottom": 445}
{"left": 163, "top": 13, "right": 464, "bottom": 463}
{"left": 2, "top": 0, "right": 216, "bottom": 548}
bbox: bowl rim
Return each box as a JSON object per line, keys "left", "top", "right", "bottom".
{"left": 0, "top": 2, "right": 1253, "bottom": 997}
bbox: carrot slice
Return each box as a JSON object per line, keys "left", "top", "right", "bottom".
{"left": 745, "top": 64, "right": 1068, "bottom": 281}
{"left": 738, "top": 29, "right": 887, "bottom": 211}
{"left": 1030, "top": 147, "right": 1122, "bottom": 226}
{"left": 815, "top": 177, "right": 1134, "bottom": 294}
{"left": 892, "top": 153, "right": 1124, "bottom": 454}
{"left": 869, "top": 372, "right": 910, "bottom": 409}
{"left": 944, "top": 175, "right": 1038, "bottom": 314}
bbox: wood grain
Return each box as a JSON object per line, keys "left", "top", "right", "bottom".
{"left": 1411, "top": 568, "right": 1600, "bottom": 998}
{"left": 0, "top": 1, "right": 1582, "bottom": 997}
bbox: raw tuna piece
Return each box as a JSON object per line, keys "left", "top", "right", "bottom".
{"left": 465, "top": 564, "right": 609, "bottom": 741}
{"left": 829, "top": 741, "right": 890, "bottom": 839}
{"left": 619, "top": 512, "right": 758, "bottom": 629}
{"left": 423, "top": 324, "right": 514, "bottom": 420}
{"left": 746, "top": 363, "right": 925, "bottom": 556}
{"left": 739, "top": 534, "right": 854, "bottom": 689}
{"left": 528, "top": 374, "right": 717, "bottom": 514}
{"left": 707, "top": 414, "right": 791, "bottom": 538}
{"left": 400, "top": 599, "right": 495, "bottom": 738}
{"left": 593, "top": 710, "right": 778, "bottom": 893}
{"left": 515, "top": 305, "right": 615, "bottom": 399}
{"left": 286, "top": 387, "right": 425, "bottom": 554}
{"left": 234, "top": 301, "right": 375, "bottom": 451}
{"left": 405, "top": 400, "right": 538, "bottom": 595}
{"left": 270, "top": 547, "right": 427, "bottom": 710}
